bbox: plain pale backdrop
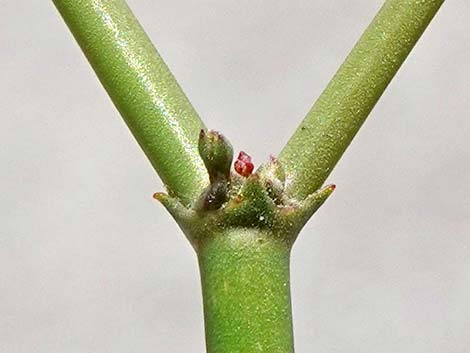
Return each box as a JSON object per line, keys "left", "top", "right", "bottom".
{"left": 1, "top": 1, "right": 469, "bottom": 352}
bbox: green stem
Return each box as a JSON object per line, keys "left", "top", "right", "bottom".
{"left": 198, "top": 228, "right": 294, "bottom": 353}
{"left": 279, "top": 0, "right": 444, "bottom": 200}
{"left": 53, "top": 1, "right": 446, "bottom": 352}
{"left": 52, "top": 0, "right": 208, "bottom": 205}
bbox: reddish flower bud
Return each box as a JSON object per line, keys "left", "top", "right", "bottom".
{"left": 234, "top": 151, "right": 254, "bottom": 177}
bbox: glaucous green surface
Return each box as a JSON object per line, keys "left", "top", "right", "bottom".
{"left": 280, "top": 0, "right": 445, "bottom": 200}
{"left": 198, "top": 228, "right": 294, "bottom": 353}
{"left": 53, "top": 0, "right": 208, "bottom": 205}
{"left": 52, "top": 0, "right": 445, "bottom": 352}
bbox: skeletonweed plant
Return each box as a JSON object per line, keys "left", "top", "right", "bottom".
{"left": 52, "top": 1, "right": 445, "bottom": 352}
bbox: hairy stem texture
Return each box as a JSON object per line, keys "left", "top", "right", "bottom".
{"left": 53, "top": 0, "right": 208, "bottom": 205}
{"left": 198, "top": 228, "right": 294, "bottom": 353}
{"left": 280, "top": 0, "right": 444, "bottom": 200}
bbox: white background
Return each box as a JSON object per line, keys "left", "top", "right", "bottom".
{"left": 1, "top": 1, "right": 469, "bottom": 352}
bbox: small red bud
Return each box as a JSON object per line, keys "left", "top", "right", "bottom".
{"left": 234, "top": 151, "right": 254, "bottom": 177}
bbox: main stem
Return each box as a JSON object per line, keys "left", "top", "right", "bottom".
{"left": 198, "top": 228, "right": 294, "bottom": 353}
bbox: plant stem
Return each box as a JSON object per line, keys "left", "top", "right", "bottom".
{"left": 53, "top": 1, "right": 446, "bottom": 352}
{"left": 198, "top": 228, "right": 294, "bottom": 353}
{"left": 52, "top": 0, "right": 208, "bottom": 205}
{"left": 279, "top": 0, "right": 444, "bottom": 200}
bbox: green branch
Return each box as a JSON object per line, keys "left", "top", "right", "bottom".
{"left": 279, "top": 0, "right": 444, "bottom": 200}
{"left": 52, "top": 0, "right": 208, "bottom": 205}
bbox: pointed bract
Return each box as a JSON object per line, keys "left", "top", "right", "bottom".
{"left": 153, "top": 192, "right": 194, "bottom": 225}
